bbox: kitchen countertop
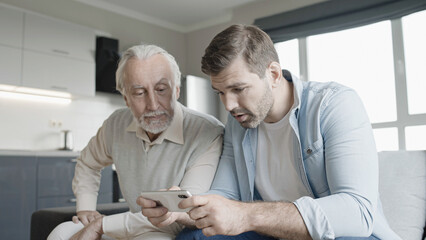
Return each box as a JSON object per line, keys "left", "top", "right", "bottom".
{"left": 0, "top": 149, "right": 81, "bottom": 157}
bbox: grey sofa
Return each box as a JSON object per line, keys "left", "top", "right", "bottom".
{"left": 30, "top": 202, "right": 129, "bottom": 240}
{"left": 377, "top": 151, "right": 426, "bottom": 240}
{"left": 31, "top": 151, "right": 425, "bottom": 239}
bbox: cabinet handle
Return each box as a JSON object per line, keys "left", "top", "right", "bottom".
{"left": 70, "top": 159, "right": 78, "bottom": 163}
{"left": 69, "top": 198, "right": 77, "bottom": 203}
{"left": 51, "top": 85, "right": 68, "bottom": 91}
{"left": 52, "top": 49, "right": 70, "bottom": 55}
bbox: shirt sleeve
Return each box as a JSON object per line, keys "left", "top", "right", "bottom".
{"left": 179, "top": 135, "right": 223, "bottom": 195}
{"left": 72, "top": 120, "right": 114, "bottom": 212}
{"left": 102, "top": 211, "right": 183, "bottom": 239}
{"left": 294, "top": 88, "right": 379, "bottom": 239}
{"left": 208, "top": 117, "right": 241, "bottom": 200}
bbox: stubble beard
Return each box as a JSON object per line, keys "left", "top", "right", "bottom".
{"left": 236, "top": 85, "right": 273, "bottom": 129}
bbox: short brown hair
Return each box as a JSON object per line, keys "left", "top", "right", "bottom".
{"left": 201, "top": 24, "right": 279, "bottom": 78}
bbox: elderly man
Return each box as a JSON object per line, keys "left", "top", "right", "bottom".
{"left": 48, "top": 44, "right": 223, "bottom": 239}
{"left": 139, "top": 25, "right": 401, "bottom": 240}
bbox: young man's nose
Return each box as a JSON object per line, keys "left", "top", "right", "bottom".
{"left": 222, "top": 94, "right": 238, "bottom": 112}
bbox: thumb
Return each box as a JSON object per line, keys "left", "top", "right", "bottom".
{"left": 72, "top": 216, "right": 79, "bottom": 224}
{"left": 168, "top": 186, "right": 181, "bottom": 191}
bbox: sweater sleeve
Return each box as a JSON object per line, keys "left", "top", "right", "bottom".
{"left": 72, "top": 120, "right": 114, "bottom": 211}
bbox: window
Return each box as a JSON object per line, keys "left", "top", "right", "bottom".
{"left": 405, "top": 125, "right": 426, "bottom": 150}
{"left": 274, "top": 39, "right": 299, "bottom": 78}
{"left": 373, "top": 128, "right": 399, "bottom": 152}
{"left": 402, "top": 10, "right": 426, "bottom": 115}
{"left": 275, "top": 9, "right": 426, "bottom": 150}
{"left": 307, "top": 21, "right": 396, "bottom": 124}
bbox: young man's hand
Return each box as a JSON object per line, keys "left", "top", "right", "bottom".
{"left": 73, "top": 210, "right": 102, "bottom": 226}
{"left": 179, "top": 194, "right": 249, "bottom": 236}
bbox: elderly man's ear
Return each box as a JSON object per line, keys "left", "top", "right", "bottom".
{"left": 175, "top": 86, "right": 180, "bottom": 100}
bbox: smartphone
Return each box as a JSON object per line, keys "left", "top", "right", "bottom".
{"left": 140, "top": 190, "right": 193, "bottom": 212}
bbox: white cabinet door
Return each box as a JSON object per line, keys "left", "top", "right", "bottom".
{"left": 24, "top": 13, "right": 94, "bottom": 61}
{"left": 22, "top": 51, "right": 95, "bottom": 96}
{"left": 0, "top": 5, "right": 24, "bottom": 48}
{"left": 0, "top": 45, "right": 22, "bottom": 86}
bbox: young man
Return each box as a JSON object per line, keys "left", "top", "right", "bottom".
{"left": 139, "top": 25, "right": 401, "bottom": 239}
{"left": 48, "top": 44, "right": 224, "bottom": 240}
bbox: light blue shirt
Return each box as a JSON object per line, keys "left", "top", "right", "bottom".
{"left": 208, "top": 75, "right": 400, "bottom": 239}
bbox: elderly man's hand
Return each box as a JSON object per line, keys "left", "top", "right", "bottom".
{"left": 72, "top": 210, "right": 102, "bottom": 226}
{"left": 137, "top": 186, "right": 190, "bottom": 227}
{"left": 70, "top": 216, "right": 104, "bottom": 240}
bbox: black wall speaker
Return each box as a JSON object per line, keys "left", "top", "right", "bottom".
{"left": 96, "top": 36, "right": 120, "bottom": 94}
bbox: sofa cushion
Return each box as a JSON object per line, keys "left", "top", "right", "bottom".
{"left": 378, "top": 151, "right": 426, "bottom": 240}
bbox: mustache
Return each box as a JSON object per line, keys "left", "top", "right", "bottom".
{"left": 142, "top": 110, "right": 169, "bottom": 118}
{"left": 230, "top": 108, "right": 252, "bottom": 115}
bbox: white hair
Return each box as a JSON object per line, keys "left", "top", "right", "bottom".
{"left": 116, "top": 44, "right": 181, "bottom": 95}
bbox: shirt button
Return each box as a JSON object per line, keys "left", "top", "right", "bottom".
{"left": 307, "top": 148, "right": 312, "bottom": 154}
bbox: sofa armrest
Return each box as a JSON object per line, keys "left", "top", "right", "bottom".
{"left": 30, "top": 202, "right": 129, "bottom": 240}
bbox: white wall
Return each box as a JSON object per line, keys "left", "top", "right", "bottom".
{"left": 0, "top": 93, "right": 125, "bottom": 151}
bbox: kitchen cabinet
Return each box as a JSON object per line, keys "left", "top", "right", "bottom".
{"left": 22, "top": 51, "right": 95, "bottom": 96}
{"left": 24, "top": 12, "right": 94, "bottom": 62}
{"left": 0, "top": 4, "right": 96, "bottom": 97}
{"left": 0, "top": 5, "right": 24, "bottom": 86}
{"left": 0, "top": 156, "right": 36, "bottom": 240}
{"left": 22, "top": 12, "right": 95, "bottom": 96}
{"left": 0, "top": 5, "right": 24, "bottom": 48}
{"left": 0, "top": 45, "right": 22, "bottom": 86}
{"left": 0, "top": 153, "right": 113, "bottom": 240}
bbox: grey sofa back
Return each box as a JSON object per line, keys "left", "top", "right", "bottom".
{"left": 378, "top": 151, "right": 426, "bottom": 240}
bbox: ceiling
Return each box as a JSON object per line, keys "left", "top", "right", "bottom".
{"left": 74, "top": 0, "right": 259, "bottom": 33}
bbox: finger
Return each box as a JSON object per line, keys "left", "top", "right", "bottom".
{"left": 179, "top": 195, "right": 209, "bottom": 209}
{"left": 137, "top": 196, "right": 157, "bottom": 208}
{"left": 202, "top": 227, "right": 216, "bottom": 237}
{"left": 168, "top": 186, "right": 181, "bottom": 191}
{"left": 194, "top": 217, "right": 211, "bottom": 229}
{"left": 155, "top": 214, "right": 176, "bottom": 228}
{"left": 188, "top": 206, "right": 209, "bottom": 220}
{"left": 72, "top": 216, "right": 80, "bottom": 224}
{"left": 142, "top": 206, "right": 168, "bottom": 218}
{"left": 87, "top": 215, "right": 95, "bottom": 223}
{"left": 148, "top": 212, "right": 173, "bottom": 227}
{"left": 80, "top": 216, "right": 89, "bottom": 226}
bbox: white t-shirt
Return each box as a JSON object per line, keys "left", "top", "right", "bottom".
{"left": 255, "top": 109, "right": 310, "bottom": 202}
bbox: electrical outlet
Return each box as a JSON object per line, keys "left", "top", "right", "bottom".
{"left": 49, "top": 119, "right": 57, "bottom": 128}
{"left": 49, "top": 119, "right": 63, "bottom": 128}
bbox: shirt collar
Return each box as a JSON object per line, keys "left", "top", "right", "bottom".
{"left": 125, "top": 102, "right": 184, "bottom": 145}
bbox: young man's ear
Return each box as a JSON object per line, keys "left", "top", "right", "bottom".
{"left": 268, "top": 61, "right": 282, "bottom": 88}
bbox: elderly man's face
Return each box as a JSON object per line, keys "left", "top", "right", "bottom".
{"left": 123, "top": 54, "right": 179, "bottom": 138}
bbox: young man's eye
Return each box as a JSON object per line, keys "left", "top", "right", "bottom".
{"left": 213, "top": 90, "right": 223, "bottom": 95}
{"left": 234, "top": 88, "right": 245, "bottom": 93}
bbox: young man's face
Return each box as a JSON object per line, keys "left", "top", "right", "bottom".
{"left": 211, "top": 57, "right": 273, "bottom": 128}
{"left": 123, "top": 54, "right": 180, "bottom": 136}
